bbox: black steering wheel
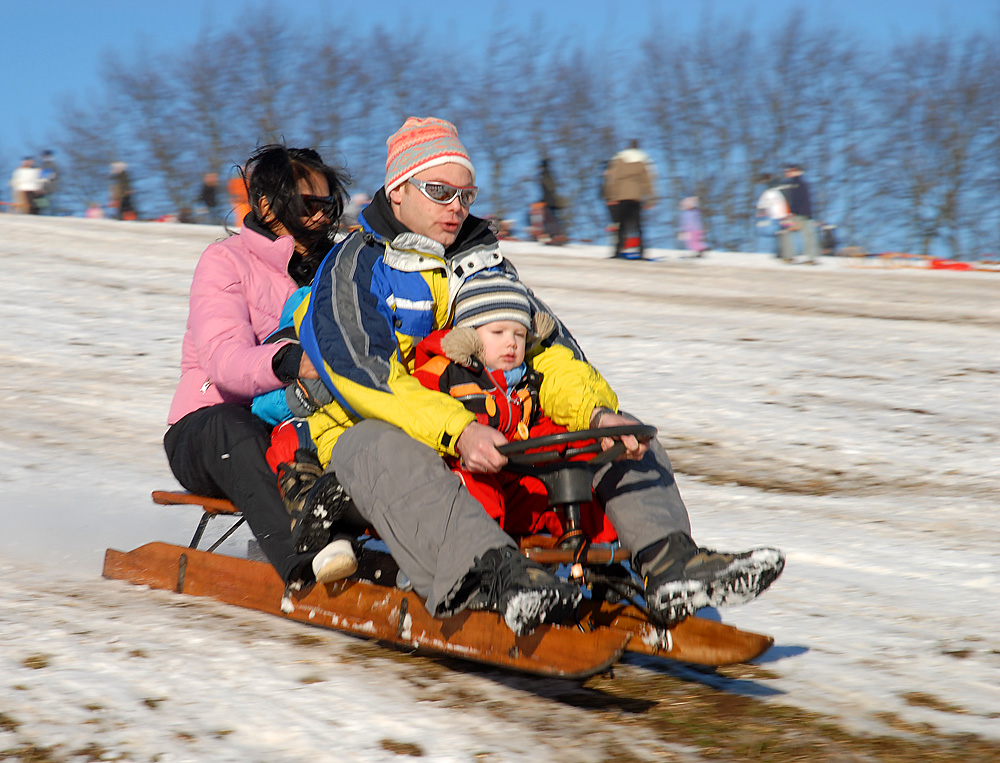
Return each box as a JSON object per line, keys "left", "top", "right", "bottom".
{"left": 497, "top": 424, "right": 657, "bottom": 468}
{"left": 496, "top": 423, "right": 658, "bottom": 548}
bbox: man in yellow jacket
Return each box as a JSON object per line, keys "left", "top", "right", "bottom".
{"left": 293, "top": 117, "right": 784, "bottom": 636}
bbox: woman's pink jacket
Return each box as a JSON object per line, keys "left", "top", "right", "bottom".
{"left": 167, "top": 225, "right": 298, "bottom": 425}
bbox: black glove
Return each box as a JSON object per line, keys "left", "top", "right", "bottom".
{"left": 271, "top": 344, "right": 304, "bottom": 383}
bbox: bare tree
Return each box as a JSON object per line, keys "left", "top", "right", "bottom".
{"left": 981, "top": 32, "right": 1000, "bottom": 257}
{"left": 457, "top": 17, "right": 540, "bottom": 226}
{"left": 102, "top": 45, "right": 194, "bottom": 215}
{"left": 757, "top": 14, "right": 878, "bottom": 251}
{"left": 225, "top": 12, "right": 305, "bottom": 148}
{"left": 53, "top": 92, "right": 124, "bottom": 213}
{"left": 333, "top": 21, "right": 445, "bottom": 196}
{"left": 872, "top": 32, "right": 994, "bottom": 257}
{"left": 298, "top": 24, "right": 355, "bottom": 165}
{"left": 638, "top": 12, "right": 749, "bottom": 248}
{"left": 35, "top": 7, "right": 998, "bottom": 254}
{"left": 543, "top": 45, "right": 618, "bottom": 241}
{"left": 176, "top": 26, "right": 249, "bottom": 186}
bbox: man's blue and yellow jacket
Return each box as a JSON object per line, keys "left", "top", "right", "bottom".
{"left": 295, "top": 189, "right": 618, "bottom": 466}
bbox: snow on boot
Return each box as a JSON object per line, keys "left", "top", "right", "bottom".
{"left": 466, "top": 547, "right": 582, "bottom": 636}
{"left": 639, "top": 532, "right": 785, "bottom": 628}
{"left": 292, "top": 472, "right": 354, "bottom": 554}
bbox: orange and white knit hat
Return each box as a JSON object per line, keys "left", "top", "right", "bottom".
{"left": 385, "top": 117, "right": 476, "bottom": 193}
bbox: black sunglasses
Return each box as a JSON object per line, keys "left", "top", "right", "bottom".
{"left": 301, "top": 194, "right": 341, "bottom": 218}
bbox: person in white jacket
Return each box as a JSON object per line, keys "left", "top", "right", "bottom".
{"left": 755, "top": 174, "right": 792, "bottom": 260}
{"left": 9, "top": 157, "right": 43, "bottom": 214}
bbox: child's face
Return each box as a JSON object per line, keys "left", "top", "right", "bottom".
{"left": 475, "top": 320, "right": 528, "bottom": 371}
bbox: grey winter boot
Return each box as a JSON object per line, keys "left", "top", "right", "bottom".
{"left": 638, "top": 532, "right": 785, "bottom": 627}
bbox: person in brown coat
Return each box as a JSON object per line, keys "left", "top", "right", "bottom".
{"left": 603, "top": 140, "right": 658, "bottom": 258}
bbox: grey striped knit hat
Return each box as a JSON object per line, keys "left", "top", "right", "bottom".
{"left": 453, "top": 272, "right": 532, "bottom": 330}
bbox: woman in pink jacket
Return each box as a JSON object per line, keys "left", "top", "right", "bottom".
{"left": 164, "top": 145, "right": 351, "bottom": 586}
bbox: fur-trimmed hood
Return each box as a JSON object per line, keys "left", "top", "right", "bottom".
{"left": 439, "top": 311, "right": 556, "bottom": 368}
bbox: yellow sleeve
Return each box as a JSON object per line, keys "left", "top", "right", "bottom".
{"left": 529, "top": 343, "right": 618, "bottom": 431}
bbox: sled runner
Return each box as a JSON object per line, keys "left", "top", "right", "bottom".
{"left": 104, "top": 426, "right": 774, "bottom": 679}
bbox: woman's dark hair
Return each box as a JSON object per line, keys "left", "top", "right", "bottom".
{"left": 240, "top": 145, "right": 350, "bottom": 260}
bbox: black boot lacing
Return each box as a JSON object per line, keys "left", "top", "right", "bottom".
{"left": 466, "top": 547, "right": 522, "bottom": 612}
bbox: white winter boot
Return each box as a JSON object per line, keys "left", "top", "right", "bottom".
{"left": 312, "top": 538, "right": 358, "bottom": 584}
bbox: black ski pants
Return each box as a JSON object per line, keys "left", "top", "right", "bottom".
{"left": 614, "top": 199, "right": 643, "bottom": 257}
{"left": 163, "top": 403, "right": 311, "bottom": 582}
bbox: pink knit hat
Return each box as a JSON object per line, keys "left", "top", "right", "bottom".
{"left": 385, "top": 117, "right": 476, "bottom": 193}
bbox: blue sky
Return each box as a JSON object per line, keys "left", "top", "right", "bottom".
{"left": 1, "top": 0, "right": 995, "bottom": 168}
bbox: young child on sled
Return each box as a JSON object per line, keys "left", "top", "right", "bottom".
{"left": 412, "top": 269, "right": 618, "bottom": 546}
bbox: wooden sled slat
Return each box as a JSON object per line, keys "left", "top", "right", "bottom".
{"left": 518, "top": 534, "right": 631, "bottom": 565}
{"left": 103, "top": 542, "right": 628, "bottom": 680}
{"left": 579, "top": 600, "right": 773, "bottom": 665}
{"left": 150, "top": 491, "right": 631, "bottom": 563}
{"left": 152, "top": 490, "right": 239, "bottom": 515}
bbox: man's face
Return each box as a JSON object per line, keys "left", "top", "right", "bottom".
{"left": 388, "top": 163, "right": 473, "bottom": 248}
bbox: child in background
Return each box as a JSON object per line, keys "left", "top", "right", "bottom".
{"left": 679, "top": 196, "right": 707, "bottom": 258}
{"left": 413, "top": 270, "right": 617, "bottom": 544}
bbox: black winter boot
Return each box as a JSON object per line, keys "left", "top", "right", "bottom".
{"left": 291, "top": 472, "right": 354, "bottom": 554}
{"left": 465, "top": 547, "right": 582, "bottom": 636}
{"left": 638, "top": 532, "right": 785, "bottom": 627}
{"left": 276, "top": 449, "right": 324, "bottom": 519}
{"left": 276, "top": 449, "right": 355, "bottom": 555}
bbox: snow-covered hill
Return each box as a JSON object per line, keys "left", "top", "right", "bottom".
{"left": 1, "top": 216, "right": 998, "bottom": 761}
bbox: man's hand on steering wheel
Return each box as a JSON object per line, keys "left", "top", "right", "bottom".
{"left": 456, "top": 422, "right": 509, "bottom": 473}
{"left": 590, "top": 407, "right": 649, "bottom": 460}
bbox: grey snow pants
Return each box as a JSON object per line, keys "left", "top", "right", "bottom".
{"left": 329, "top": 420, "right": 692, "bottom": 616}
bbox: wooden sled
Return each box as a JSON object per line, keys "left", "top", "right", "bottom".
{"left": 104, "top": 539, "right": 628, "bottom": 679}
{"left": 106, "top": 428, "right": 774, "bottom": 679}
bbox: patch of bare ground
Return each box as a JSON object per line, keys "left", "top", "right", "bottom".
{"left": 0, "top": 744, "right": 113, "bottom": 762}
{"left": 578, "top": 665, "right": 1000, "bottom": 762}
{"left": 335, "top": 639, "right": 1000, "bottom": 762}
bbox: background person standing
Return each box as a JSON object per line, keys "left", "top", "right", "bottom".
{"left": 537, "top": 158, "right": 567, "bottom": 244}
{"left": 109, "top": 162, "right": 137, "bottom": 220}
{"left": 197, "top": 172, "right": 221, "bottom": 225}
{"left": 678, "top": 196, "right": 707, "bottom": 258}
{"left": 10, "top": 157, "right": 43, "bottom": 214}
{"left": 603, "top": 140, "right": 657, "bottom": 258}
{"left": 783, "top": 163, "right": 819, "bottom": 263}
{"left": 754, "top": 172, "right": 792, "bottom": 260}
